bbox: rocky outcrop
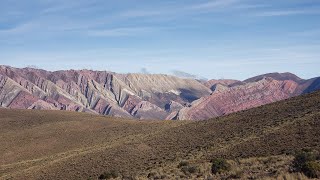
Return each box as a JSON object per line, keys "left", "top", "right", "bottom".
{"left": 0, "top": 75, "right": 38, "bottom": 108}
{"left": 165, "top": 101, "right": 184, "bottom": 112}
{"left": 204, "top": 79, "right": 240, "bottom": 90}
{"left": 130, "top": 101, "right": 167, "bottom": 120}
{"left": 177, "top": 77, "right": 300, "bottom": 120}
{"left": 8, "top": 91, "right": 39, "bottom": 109}
{"left": 211, "top": 84, "right": 230, "bottom": 93}
{"left": 121, "top": 95, "right": 142, "bottom": 113}
{"left": 118, "top": 73, "right": 212, "bottom": 107}
{"left": 28, "top": 100, "right": 58, "bottom": 110}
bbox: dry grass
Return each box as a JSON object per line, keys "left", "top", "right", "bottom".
{"left": 1, "top": 90, "right": 320, "bottom": 179}
{"left": 138, "top": 155, "right": 312, "bottom": 179}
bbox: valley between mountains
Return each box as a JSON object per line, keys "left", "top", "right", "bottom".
{"left": 1, "top": 65, "right": 320, "bottom": 120}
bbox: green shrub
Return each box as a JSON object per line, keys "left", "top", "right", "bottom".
{"left": 98, "top": 170, "right": 119, "bottom": 179}
{"left": 292, "top": 150, "right": 320, "bottom": 178}
{"left": 211, "top": 158, "right": 231, "bottom": 174}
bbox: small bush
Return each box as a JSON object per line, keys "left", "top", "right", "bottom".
{"left": 292, "top": 150, "right": 320, "bottom": 178}
{"left": 211, "top": 158, "right": 231, "bottom": 174}
{"left": 228, "top": 170, "right": 243, "bottom": 179}
{"left": 178, "top": 160, "right": 198, "bottom": 175}
{"left": 181, "top": 165, "right": 198, "bottom": 174}
{"left": 147, "top": 172, "right": 157, "bottom": 179}
{"left": 178, "top": 161, "right": 189, "bottom": 168}
{"left": 304, "top": 161, "right": 320, "bottom": 178}
{"left": 98, "top": 170, "right": 119, "bottom": 180}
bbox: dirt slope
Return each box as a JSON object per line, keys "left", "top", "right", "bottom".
{"left": 1, "top": 90, "right": 320, "bottom": 179}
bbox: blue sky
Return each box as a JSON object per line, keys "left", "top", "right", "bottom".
{"left": 0, "top": 0, "right": 320, "bottom": 80}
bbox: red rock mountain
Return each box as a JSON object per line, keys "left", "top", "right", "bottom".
{"left": 176, "top": 73, "right": 319, "bottom": 120}
{"left": 0, "top": 66, "right": 319, "bottom": 120}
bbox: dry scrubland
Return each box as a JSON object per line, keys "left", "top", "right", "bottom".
{"left": 1, "top": 91, "right": 320, "bottom": 179}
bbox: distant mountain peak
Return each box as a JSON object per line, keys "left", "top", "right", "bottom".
{"left": 244, "top": 72, "right": 303, "bottom": 83}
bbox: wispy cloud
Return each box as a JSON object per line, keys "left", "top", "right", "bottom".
{"left": 171, "top": 70, "right": 198, "bottom": 79}
{"left": 0, "top": 22, "right": 36, "bottom": 35}
{"left": 255, "top": 9, "right": 320, "bottom": 17}
{"left": 118, "top": 9, "right": 168, "bottom": 18}
{"left": 40, "top": 0, "right": 98, "bottom": 14}
{"left": 0, "top": 15, "right": 110, "bottom": 36}
{"left": 87, "top": 27, "right": 155, "bottom": 37}
{"left": 140, "top": 67, "right": 150, "bottom": 74}
{"left": 189, "top": 0, "right": 240, "bottom": 10}
{"left": 171, "top": 70, "right": 207, "bottom": 80}
{"left": 117, "top": 0, "right": 250, "bottom": 20}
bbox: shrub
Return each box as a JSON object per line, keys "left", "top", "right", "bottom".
{"left": 98, "top": 170, "right": 119, "bottom": 180}
{"left": 304, "top": 161, "right": 320, "bottom": 178}
{"left": 178, "top": 160, "right": 200, "bottom": 175}
{"left": 228, "top": 170, "right": 243, "bottom": 179}
{"left": 147, "top": 172, "right": 157, "bottom": 179}
{"left": 211, "top": 158, "right": 231, "bottom": 174}
{"left": 178, "top": 161, "right": 189, "bottom": 168}
{"left": 181, "top": 165, "right": 198, "bottom": 174}
{"left": 292, "top": 150, "right": 320, "bottom": 178}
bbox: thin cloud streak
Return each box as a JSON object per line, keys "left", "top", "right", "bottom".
{"left": 0, "top": 22, "right": 36, "bottom": 35}
{"left": 255, "top": 9, "right": 320, "bottom": 17}
{"left": 189, "top": 0, "right": 240, "bottom": 10}
{"left": 87, "top": 27, "right": 155, "bottom": 37}
{"left": 117, "top": 0, "right": 249, "bottom": 19}
{"left": 40, "top": 0, "right": 99, "bottom": 14}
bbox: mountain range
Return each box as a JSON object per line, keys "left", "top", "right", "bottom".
{"left": 0, "top": 65, "right": 319, "bottom": 120}
{"left": 1, "top": 83, "right": 320, "bottom": 179}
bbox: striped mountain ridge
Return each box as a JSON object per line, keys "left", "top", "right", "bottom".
{"left": 0, "top": 65, "right": 319, "bottom": 120}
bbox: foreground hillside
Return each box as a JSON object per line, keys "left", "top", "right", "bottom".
{"left": 1, "top": 91, "right": 320, "bottom": 179}
{"left": 1, "top": 65, "right": 320, "bottom": 120}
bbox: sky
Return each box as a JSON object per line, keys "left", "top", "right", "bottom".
{"left": 0, "top": 0, "right": 320, "bottom": 80}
